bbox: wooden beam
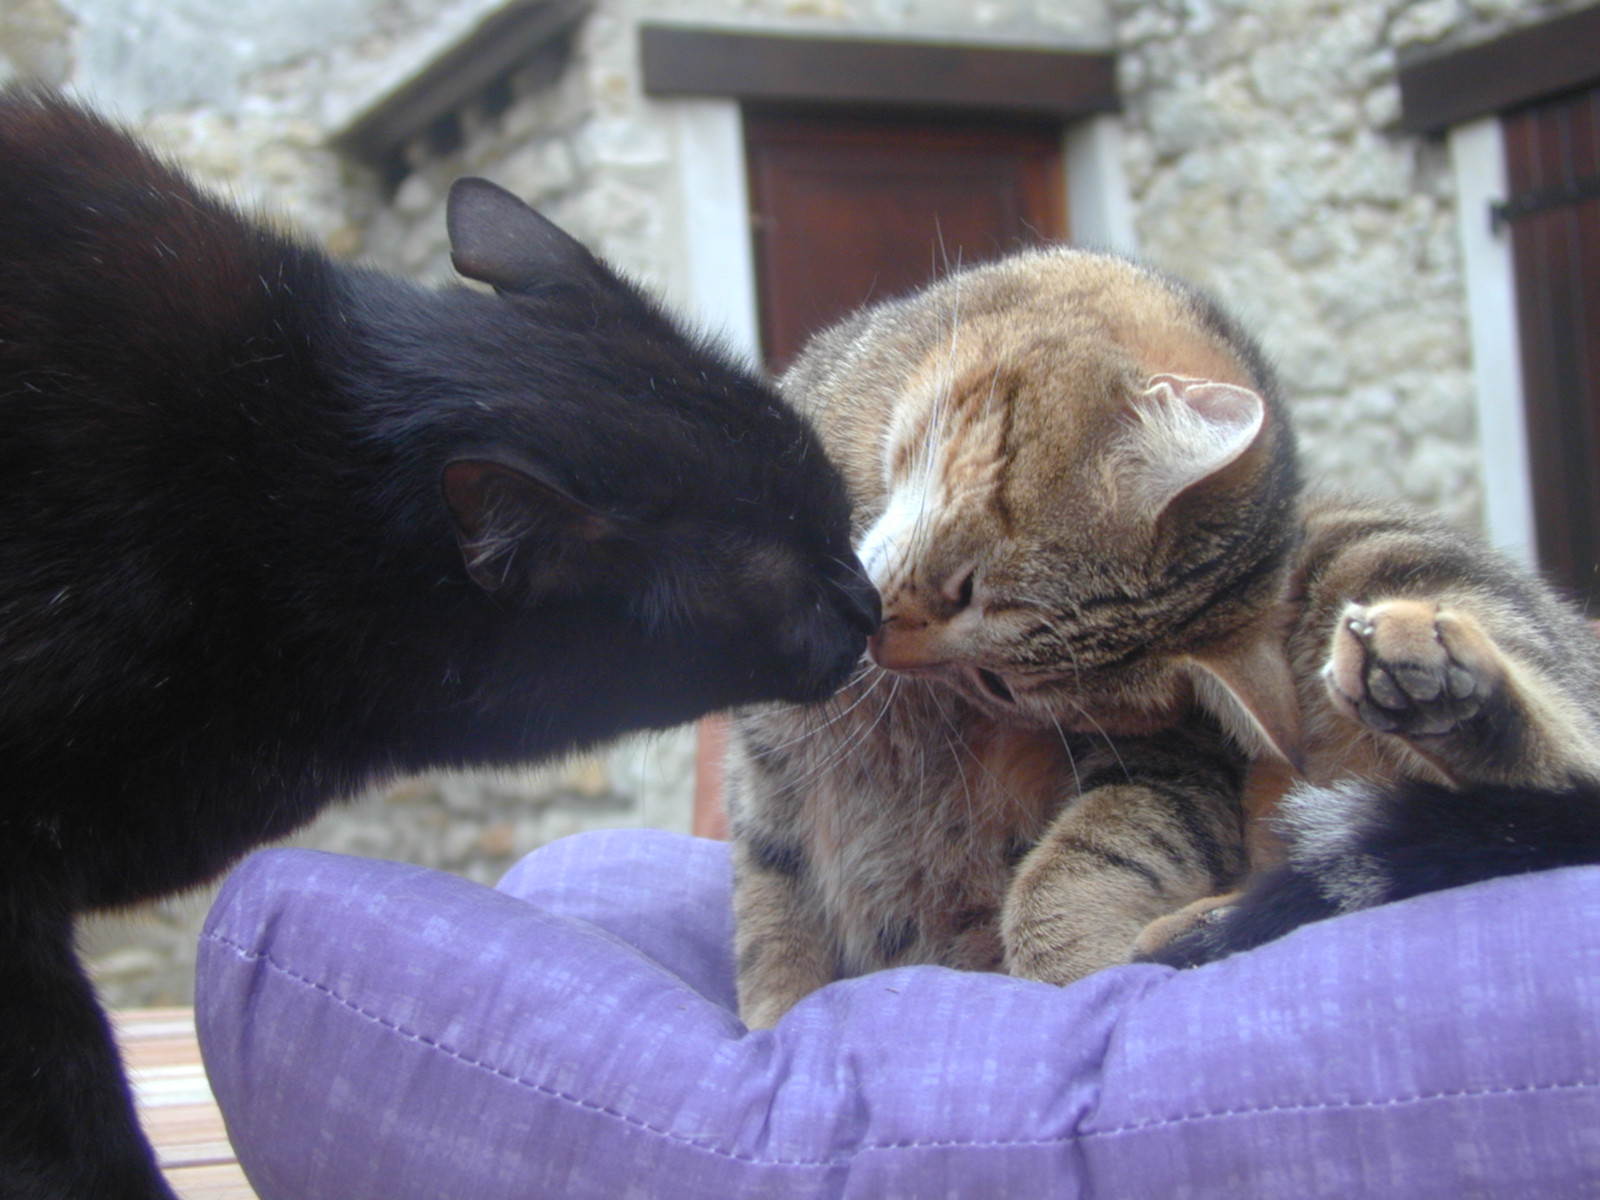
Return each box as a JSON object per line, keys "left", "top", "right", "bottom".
{"left": 335, "top": 0, "right": 590, "bottom": 168}
{"left": 640, "top": 25, "right": 1118, "bottom": 120}
{"left": 1398, "top": 5, "right": 1600, "bottom": 135}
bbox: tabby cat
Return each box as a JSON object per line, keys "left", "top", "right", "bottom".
{"left": 727, "top": 245, "right": 1600, "bottom": 1029}
{"left": 1149, "top": 498, "right": 1600, "bottom": 967}
{"left": 0, "top": 89, "right": 875, "bottom": 1200}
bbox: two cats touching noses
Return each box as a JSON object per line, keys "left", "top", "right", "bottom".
{"left": 4, "top": 85, "right": 1599, "bottom": 1200}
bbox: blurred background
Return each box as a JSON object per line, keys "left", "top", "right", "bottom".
{"left": 4, "top": 0, "right": 1593, "bottom": 1004}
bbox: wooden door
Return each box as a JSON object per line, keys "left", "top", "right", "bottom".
{"left": 1504, "top": 84, "right": 1600, "bottom": 598}
{"left": 745, "top": 111, "right": 1067, "bottom": 371}
{"left": 693, "top": 110, "right": 1068, "bottom": 838}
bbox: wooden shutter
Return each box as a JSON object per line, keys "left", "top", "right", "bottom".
{"left": 1503, "top": 85, "right": 1600, "bottom": 597}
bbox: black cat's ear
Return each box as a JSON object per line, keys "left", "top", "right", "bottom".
{"left": 446, "top": 177, "right": 601, "bottom": 294}
{"left": 441, "top": 457, "right": 618, "bottom": 595}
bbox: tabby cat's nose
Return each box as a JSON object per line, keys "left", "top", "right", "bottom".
{"left": 868, "top": 618, "right": 945, "bottom": 673}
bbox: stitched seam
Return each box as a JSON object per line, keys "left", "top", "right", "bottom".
{"left": 204, "top": 930, "right": 1600, "bottom": 1162}
{"left": 204, "top": 930, "right": 1067, "bottom": 1166}
{"left": 1083, "top": 1077, "right": 1600, "bottom": 1138}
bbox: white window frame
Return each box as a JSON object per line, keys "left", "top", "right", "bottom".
{"left": 1449, "top": 118, "right": 1535, "bottom": 566}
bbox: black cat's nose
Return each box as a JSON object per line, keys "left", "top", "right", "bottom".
{"left": 840, "top": 566, "right": 881, "bottom": 636}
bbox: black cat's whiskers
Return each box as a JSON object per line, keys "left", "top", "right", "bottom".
{"left": 767, "top": 663, "right": 885, "bottom": 757}
{"left": 823, "top": 554, "right": 867, "bottom": 583}
{"left": 748, "top": 664, "right": 892, "bottom": 801}
{"left": 915, "top": 683, "right": 1031, "bottom": 826}
{"left": 942, "top": 722, "right": 981, "bottom": 833}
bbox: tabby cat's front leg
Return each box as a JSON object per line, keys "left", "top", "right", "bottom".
{"left": 1001, "top": 728, "right": 1248, "bottom": 985}
{"left": 731, "top": 844, "right": 837, "bottom": 1029}
{"left": 725, "top": 709, "right": 845, "bottom": 1029}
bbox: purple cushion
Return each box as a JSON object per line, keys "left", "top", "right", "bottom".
{"left": 197, "top": 830, "right": 1600, "bottom": 1199}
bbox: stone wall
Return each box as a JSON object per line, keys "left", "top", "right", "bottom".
{"left": 1111, "top": 0, "right": 1592, "bottom": 525}
{"left": 7, "top": 0, "right": 1591, "bottom": 1004}
{"left": 80, "top": 738, "right": 696, "bottom": 1006}
{"left": 353, "top": 0, "right": 1114, "bottom": 291}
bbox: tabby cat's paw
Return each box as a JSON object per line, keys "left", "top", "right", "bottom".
{"left": 1324, "top": 600, "right": 1504, "bottom": 740}
{"left": 1131, "top": 891, "right": 1242, "bottom": 959}
{"left": 739, "top": 999, "right": 790, "bottom": 1031}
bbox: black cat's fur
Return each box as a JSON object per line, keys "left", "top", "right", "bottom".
{"left": 0, "top": 88, "right": 877, "bottom": 1200}
{"left": 1149, "top": 777, "right": 1600, "bottom": 968}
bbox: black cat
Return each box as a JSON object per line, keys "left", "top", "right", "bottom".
{"left": 0, "top": 88, "right": 877, "bottom": 1200}
{"left": 1149, "top": 777, "right": 1600, "bottom": 968}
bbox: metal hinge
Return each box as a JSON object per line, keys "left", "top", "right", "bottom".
{"left": 1491, "top": 172, "right": 1600, "bottom": 232}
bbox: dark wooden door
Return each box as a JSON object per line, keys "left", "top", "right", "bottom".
{"left": 1504, "top": 84, "right": 1600, "bottom": 598}
{"left": 745, "top": 111, "right": 1067, "bottom": 370}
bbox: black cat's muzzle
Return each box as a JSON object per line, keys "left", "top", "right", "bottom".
{"left": 838, "top": 566, "right": 883, "bottom": 639}
{"left": 781, "top": 565, "right": 880, "bottom": 703}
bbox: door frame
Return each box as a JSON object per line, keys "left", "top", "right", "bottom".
{"left": 659, "top": 100, "right": 1135, "bottom": 368}
{"left": 640, "top": 28, "right": 1133, "bottom": 834}
{"left": 645, "top": 26, "right": 1134, "bottom": 368}
{"left": 1447, "top": 118, "right": 1535, "bottom": 566}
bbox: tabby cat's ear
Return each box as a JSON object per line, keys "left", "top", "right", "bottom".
{"left": 446, "top": 178, "right": 602, "bottom": 294}
{"left": 1115, "top": 375, "right": 1266, "bottom": 517}
{"left": 441, "top": 456, "right": 620, "bottom": 596}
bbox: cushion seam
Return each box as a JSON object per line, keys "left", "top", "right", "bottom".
{"left": 1082, "top": 1077, "right": 1600, "bottom": 1138}
{"left": 202, "top": 929, "right": 1598, "bottom": 1162}
{"left": 203, "top": 929, "right": 1072, "bottom": 1165}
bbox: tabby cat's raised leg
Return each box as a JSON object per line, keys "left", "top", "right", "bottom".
{"left": 1324, "top": 597, "right": 1600, "bottom": 788}
{"left": 1145, "top": 508, "right": 1600, "bottom": 969}
{"left": 1146, "top": 598, "right": 1600, "bottom": 966}
{"left": 1001, "top": 727, "right": 1247, "bottom": 985}
{"left": 1299, "top": 500, "right": 1600, "bottom": 789}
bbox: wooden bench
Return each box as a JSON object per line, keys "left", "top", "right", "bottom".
{"left": 112, "top": 1008, "right": 258, "bottom": 1200}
